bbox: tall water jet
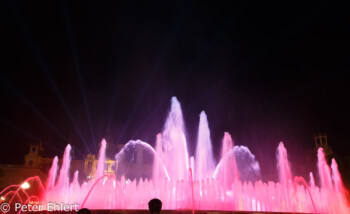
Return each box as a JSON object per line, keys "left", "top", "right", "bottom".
{"left": 213, "top": 132, "right": 239, "bottom": 188}
{"left": 317, "top": 148, "right": 333, "bottom": 190}
{"left": 69, "top": 171, "right": 80, "bottom": 203}
{"left": 277, "top": 142, "right": 292, "bottom": 185}
{"left": 276, "top": 142, "right": 292, "bottom": 211}
{"left": 331, "top": 158, "right": 350, "bottom": 213}
{"left": 153, "top": 133, "right": 164, "bottom": 182}
{"left": 96, "top": 139, "right": 107, "bottom": 179}
{"left": 162, "top": 97, "right": 189, "bottom": 180}
{"left": 223, "top": 132, "right": 239, "bottom": 181}
{"left": 317, "top": 148, "right": 350, "bottom": 213}
{"left": 45, "top": 156, "right": 58, "bottom": 191}
{"left": 56, "top": 144, "right": 72, "bottom": 203}
{"left": 195, "top": 111, "right": 215, "bottom": 180}
{"left": 331, "top": 158, "right": 347, "bottom": 195}
{"left": 309, "top": 172, "right": 315, "bottom": 188}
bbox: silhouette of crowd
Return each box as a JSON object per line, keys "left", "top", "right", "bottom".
{"left": 76, "top": 198, "right": 162, "bottom": 214}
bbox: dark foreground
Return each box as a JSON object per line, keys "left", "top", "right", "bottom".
{"left": 26, "top": 210, "right": 313, "bottom": 214}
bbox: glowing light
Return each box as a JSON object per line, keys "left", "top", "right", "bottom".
{"left": 21, "top": 182, "right": 30, "bottom": 189}
{"left": 1, "top": 196, "right": 5, "bottom": 201}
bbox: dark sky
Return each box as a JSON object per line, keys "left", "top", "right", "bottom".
{"left": 1, "top": 1, "right": 350, "bottom": 181}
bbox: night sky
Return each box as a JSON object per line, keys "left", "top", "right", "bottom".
{"left": 1, "top": 1, "right": 350, "bottom": 182}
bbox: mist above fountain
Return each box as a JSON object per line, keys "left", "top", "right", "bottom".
{"left": 4, "top": 97, "right": 349, "bottom": 213}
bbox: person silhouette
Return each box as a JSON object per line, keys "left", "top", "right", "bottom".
{"left": 148, "top": 198, "right": 162, "bottom": 214}
{"left": 76, "top": 208, "right": 91, "bottom": 214}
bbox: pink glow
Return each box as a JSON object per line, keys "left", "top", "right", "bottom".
{"left": 80, "top": 174, "right": 117, "bottom": 208}
{"left": 1, "top": 97, "right": 349, "bottom": 213}
{"left": 18, "top": 196, "right": 40, "bottom": 214}
{"left": 189, "top": 168, "right": 195, "bottom": 214}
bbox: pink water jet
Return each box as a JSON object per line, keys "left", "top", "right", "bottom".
{"left": 195, "top": 111, "right": 215, "bottom": 181}
{"left": 161, "top": 97, "right": 189, "bottom": 181}
{"left": 95, "top": 139, "right": 107, "bottom": 179}
{"left": 2, "top": 97, "right": 349, "bottom": 213}
{"left": 213, "top": 132, "right": 239, "bottom": 188}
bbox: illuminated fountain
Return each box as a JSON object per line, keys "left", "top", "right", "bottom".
{"left": 2, "top": 97, "right": 349, "bottom": 213}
